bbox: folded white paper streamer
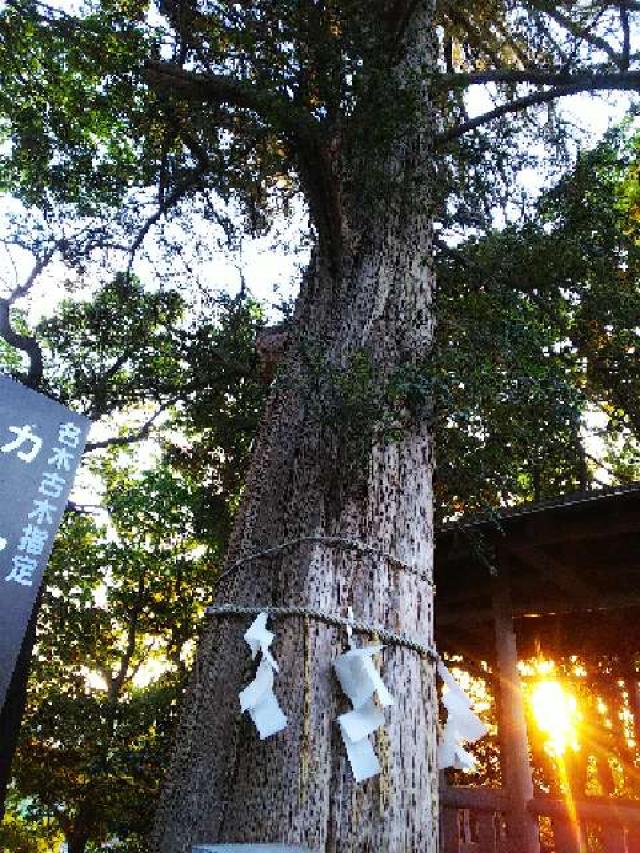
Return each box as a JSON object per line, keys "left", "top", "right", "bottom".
{"left": 239, "top": 612, "right": 288, "bottom": 739}
{"left": 334, "top": 644, "right": 394, "bottom": 782}
{"left": 437, "top": 661, "right": 488, "bottom": 771}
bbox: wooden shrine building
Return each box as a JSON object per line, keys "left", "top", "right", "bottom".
{"left": 435, "top": 482, "right": 640, "bottom": 853}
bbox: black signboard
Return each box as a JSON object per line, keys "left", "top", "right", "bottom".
{"left": 0, "top": 374, "right": 89, "bottom": 709}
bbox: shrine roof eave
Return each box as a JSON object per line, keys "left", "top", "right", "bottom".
{"left": 435, "top": 482, "right": 640, "bottom": 657}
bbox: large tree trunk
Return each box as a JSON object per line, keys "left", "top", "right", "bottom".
{"left": 152, "top": 5, "right": 438, "bottom": 852}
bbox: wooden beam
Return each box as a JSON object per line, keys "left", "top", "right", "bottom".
{"left": 626, "top": 675, "right": 640, "bottom": 762}
{"left": 492, "top": 553, "right": 541, "bottom": 853}
{"left": 438, "top": 593, "right": 640, "bottom": 627}
{"left": 511, "top": 545, "right": 594, "bottom": 601}
{"left": 437, "top": 490, "right": 640, "bottom": 561}
{"left": 441, "top": 785, "right": 508, "bottom": 812}
{"left": 529, "top": 794, "right": 640, "bottom": 825}
{"left": 493, "top": 505, "right": 639, "bottom": 549}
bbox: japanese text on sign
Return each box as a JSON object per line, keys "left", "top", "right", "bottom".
{"left": 0, "top": 374, "right": 89, "bottom": 712}
{"left": 2, "top": 421, "right": 82, "bottom": 587}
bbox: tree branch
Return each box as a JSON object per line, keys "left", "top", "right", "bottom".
{"left": 144, "top": 60, "right": 321, "bottom": 150}
{"left": 441, "top": 68, "right": 640, "bottom": 88}
{"left": 535, "top": 3, "right": 621, "bottom": 64}
{"left": 620, "top": 0, "right": 632, "bottom": 70}
{"left": 0, "top": 299, "right": 43, "bottom": 388}
{"left": 66, "top": 501, "right": 106, "bottom": 516}
{"left": 144, "top": 60, "right": 343, "bottom": 264}
{"left": 584, "top": 449, "right": 633, "bottom": 484}
{"left": 436, "top": 75, "right": 640, "bottom": 144}
{"left": 7, "top": 245, "right": 58, "bottom": 303}
{"left": 0, "top": 246, "right": 60, "bottom": 387}
{"left": 84, "top": 399, "right": 175, "bottom": 451}
{"left": 108, "top": 577, "right": 144, "bottom": 703}
{"left": 126, "top": 166, "right": 206, "bottom": 277}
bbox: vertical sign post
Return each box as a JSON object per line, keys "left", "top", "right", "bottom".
{"left": 0, "top": 374, "right": 89, "bottom": 710}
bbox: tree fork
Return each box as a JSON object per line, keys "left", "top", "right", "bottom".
{"left": 143, "top": 61, "right": 344, "bottom": 269}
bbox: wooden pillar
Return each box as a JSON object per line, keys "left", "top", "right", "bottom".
{"left": 492, "top": 552, "right": 541, "bottom": 853}
{"left": 627, "top": 672, "right": 640, "bottom": 757}
{"left": 625, "top": 667, "right": 640, "bottom": 803}
{"left": 439, "top": 771, "right": 460, "bottom": 852}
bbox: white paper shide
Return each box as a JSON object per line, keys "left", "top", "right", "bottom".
{"left": 239, "top": 612, "right": 288, "bottom": 739}
{"left": 333, "top": 644, "right": 394, "bottom": 783}
{"left": 437, "top": 660, "right": 488, "bottom": 771}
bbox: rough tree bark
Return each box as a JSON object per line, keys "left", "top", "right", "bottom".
{"left": 152, "top": 4, "right": 438, "bottom": 851}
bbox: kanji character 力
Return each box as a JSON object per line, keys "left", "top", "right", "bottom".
{"left": 5, "top": 554, "right": 38, "bottom": 587}
{"left": 29, "top": 499, "right": 57, "bottom": 525}
{"left": 0, "top": 424, "right": 43, "bottom": 463}
{"left": 48, "top": 446, "right": 74, "bottom": 471}
{"left": 39, "top": 471, "right": 66, "bottom": 498}
{"left": 18, "top": 524, "right": 48, "bottom": 556}
{"left": 57, "top": 422, "right": 82, "bottom": 449}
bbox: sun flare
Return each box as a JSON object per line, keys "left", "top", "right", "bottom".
{"left": 530, "top": 680, "right": 581, "bottom": 756}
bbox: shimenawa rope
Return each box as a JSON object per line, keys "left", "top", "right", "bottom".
{"left": 205, "top": 603, "right": 437, "bottom": 660}
{"left": 214, "top": 534, "right": 434, "bottom": 590}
